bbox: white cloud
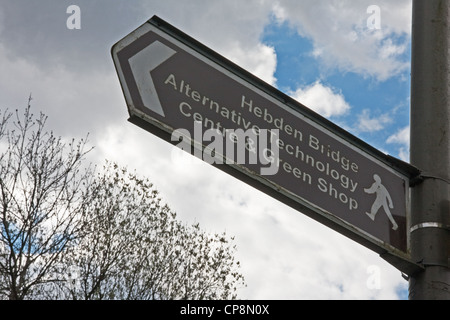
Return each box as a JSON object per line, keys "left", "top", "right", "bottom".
{"left": 357, "top": 109, "right": 393, "bottom": 132}
{"left": 291, "top": 81, "right": 351, "bottom": 118}
{"left": 387, "top": 126, "right": 410, "bottom": 161}
{"left": 271, "top": 0, "right": 412, "bottom": 80}
{"left": 226, "top": 42, "right": 277, "bottom": 86}
{"left": 0, "top": 42, "right": 125, "bottom": 139}
{"left": 139, "top": 0, "right": 278, "bottom": 85}
{"left": 379, "top": 38, "right": 408, "bottom": 60}
{"left": 387, "top": 126, "right": 410, "bottom": 145}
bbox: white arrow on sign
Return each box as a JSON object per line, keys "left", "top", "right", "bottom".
{"left": 128, "top": 41, "right": 176, "bottom": 117}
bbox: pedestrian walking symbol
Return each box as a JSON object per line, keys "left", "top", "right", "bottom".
{"left": 364, "top": 174, "right": 398, "bottom": 231}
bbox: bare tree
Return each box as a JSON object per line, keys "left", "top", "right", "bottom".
{"left": 0, "top": 98, "right": 93, "bottom": 299}
{"left": 1, "top": 100, "right": 245, "bottom": 300}
{"left": 63, "top": 162, "right": 246, "bottom": 300}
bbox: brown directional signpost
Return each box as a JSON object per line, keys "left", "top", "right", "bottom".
{"left": 112, "top": 16, "right": 423, "bottom": 276}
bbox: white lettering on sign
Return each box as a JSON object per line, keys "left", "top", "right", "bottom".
{"left": 308, "top": 135, "right": 359, "bottom": 173}
{"left": 241, "top": 96, "right": 304, "bottom": 143}
{"left": 165, "top": 72, "right": 364, "bottom": 207}
{"left": 318, "top": 178, "right": 358, "bottom": 211}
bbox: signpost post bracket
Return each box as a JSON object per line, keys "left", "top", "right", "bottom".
{"left": 380, "top": 252, "right": 424, "bottom": 277}
{"left": 410, "top": 172, "right": 450, "bottom": 187}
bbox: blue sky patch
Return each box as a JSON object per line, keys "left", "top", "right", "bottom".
{"left": 262, "top": 20, "right": 411, "bottom": 159}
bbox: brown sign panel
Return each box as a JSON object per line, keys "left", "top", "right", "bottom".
{"left": 112, "top": 16, "right": 420, "bottom": 270}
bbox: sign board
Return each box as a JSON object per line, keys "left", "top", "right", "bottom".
{"left": 112, "top": 16, "right": 421, "bottom": 273}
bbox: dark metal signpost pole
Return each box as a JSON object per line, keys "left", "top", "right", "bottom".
{"left": 410, "top": 0, "right": 450, "bottom": 299}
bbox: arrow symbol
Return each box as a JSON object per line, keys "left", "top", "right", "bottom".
{"left": 128, "top": 41, "right": 176, "bottom": 117}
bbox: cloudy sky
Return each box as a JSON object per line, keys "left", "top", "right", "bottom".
{"left": 0, "top": 0, "right": 413, "bottom": 299}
